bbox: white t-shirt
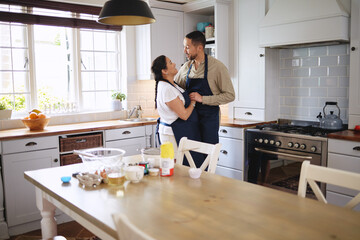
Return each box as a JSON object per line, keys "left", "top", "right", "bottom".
{"left": 157, "top": 81, "right": 185, "bottom": 135}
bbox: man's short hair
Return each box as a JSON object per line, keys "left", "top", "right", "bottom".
{"left": 186, "top": 31, "right": 206, "bottom": 49}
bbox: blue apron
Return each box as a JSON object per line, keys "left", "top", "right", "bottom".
{"left": 186, "top": 54, "right": 220, "bottom": 144}
{"left": 155, "top": 80, "right": 204, "bottom": 167}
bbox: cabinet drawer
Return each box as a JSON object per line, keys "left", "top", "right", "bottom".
{"left": 327, "top": 191, "right": 360, "bottom": 211}
{"left": 218, "top": 137, "right": 243, "bottom": 170}
{"left": 327, "top": 152, "right": 360, "bottom": 196}
{"left": 219, "top": 126, "right": 243, "bottom": 139}
{"left": 2, "top": 136, "right": 58, "bottom": 154}
{"left": 234, "top": 108, "right": 264, "bottom": 121}
{"left": 215, "top": 166, "right": 243, "bottom": 181}
{"left": 328, "top": 139, "right": 360, "bottom": 157}
{"left": 105, "top": 126, "right": 145, "bottom": 141}
{"left": 60, "top": 154, "right": 82, "bottom": 166}
{"left": 59, "top": 132, "right": 103, "bottom": 153}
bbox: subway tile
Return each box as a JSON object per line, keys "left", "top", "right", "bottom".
{"left": 280, "top": 69, "right": 292, "bottom": 77}
{"left": 280, "top": 87, "right": 292, "bottom": 96}
{"left": 319, "top": 98, "right": 337, "bottom": 107}
{"left": 339, "top": 55, "right": 350, "bottom": 65}
{"left": 279, "top": 78, "right": 286, "bottom": 87}
{"left": 285, "top": 78, "right": 301, "bottom": 87}
{"left": 292, "top": 88, "right": 309, "bottom": 97}
{"left": 293, "top": 48, "right": 308, "bottom": 57}
{"left": 309, "top": 46, "right": 327, "bottom": 56}
{"left": 280, "top": 96, "right": 285, "bottom": 105}
{"left": 291, "top": 107, "right": 309, "bottom": 116}
{"left": 293, "top": 68, "right": 310, "bottom": 77}
{"left": 310, "top": 88, "right": 327, "bottom": 97}
{"left": 302, "top": 57, "right": 319, "bottom": 67}
{"left": 328, "top": 87, "right": 348, "bottom": 97}
{"left": 328, "top": 44, "right": 348, "bottom": 55}
{"left": 280, "top": 106, "right": 291, "bottom": 114}
{"left": 310, "top": 67, "right": 327, "bottom": 77}
{"left": 337, "top": 98, "right": 349, "bottom": 108}
{"left": 301, "top": 77, "right": 319, "bottom": 87}
{"left": 339, "top": 77, "right": 349, "bottom": 87}
{"left": 280, "top": 49, "right": 292, "bottom": 58}
{"left": 283, "top": 59, "right": 294, "bottom": 68}
{"left": 319, "top": 56, "right": 338, "bottom": 66}
{"left": 309, "top": 108, "right": 324, "bottom": 119}
{"left": 328, "top": 66, "right": 347, "bottom": 76}
{"left": 319, "top": 77, "right": 338, "bottom": 87}
{"left": 284, "top": 97, "right": 301, "bottom": 106}
{"left": 302, "top": 98, "right": 319, "bottom": 107}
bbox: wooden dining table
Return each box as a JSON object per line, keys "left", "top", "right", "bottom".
{"left": 24, "top": 155, "right": 360, "bottom": 240}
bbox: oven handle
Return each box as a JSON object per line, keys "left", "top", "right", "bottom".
{"left": 254, "top": 147, "right": 313, "bottom": 160}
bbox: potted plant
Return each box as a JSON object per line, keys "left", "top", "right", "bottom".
{"left": 111, "top": 92, "right": 126, "bottom": 111}
{"left": 0, "top": 102, "right": 12, "bottom": 120}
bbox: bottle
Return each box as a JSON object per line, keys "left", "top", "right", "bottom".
{"left": 160, "top": 142, "right": 174, "bottom": 177}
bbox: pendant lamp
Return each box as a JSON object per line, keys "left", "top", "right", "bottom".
{"left": 98, "top": 0, "right": 156, "bottom": 26}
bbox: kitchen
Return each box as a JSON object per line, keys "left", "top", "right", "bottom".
{"left": 0, "top": 0, "right": 360, "bottom": 239}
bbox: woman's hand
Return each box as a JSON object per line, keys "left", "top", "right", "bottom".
{"left": 189, "top": 92, "right": 203, "bottom": 103}
{"left": 191, "top": 100, "right": 196, "bottom": 107}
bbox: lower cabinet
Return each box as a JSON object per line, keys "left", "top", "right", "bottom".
{"left": 1, "top": 136, "right": 59, "bottom": 230}
{"left": 327, "top": 139, "right": 360, "bottom": 211}
{"left": 215, "top": 126, "right": 244, "bottom": 180}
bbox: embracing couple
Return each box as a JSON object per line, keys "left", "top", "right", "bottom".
{"left": 152, "top": 30, "right": 235, "bottom": 167}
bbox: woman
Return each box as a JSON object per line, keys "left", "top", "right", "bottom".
{"left": 151, "top": 55, "right": 201, "bottom": 157}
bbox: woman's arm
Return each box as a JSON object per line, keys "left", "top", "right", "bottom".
{"left": 166, "top": 97, "right": 195, "bottom": 120}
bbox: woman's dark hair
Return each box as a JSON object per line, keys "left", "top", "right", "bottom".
{"left": 185, "top": 30, "right": 206, "bottom": 49}
{"left": 151, "top": 55, "right": 167, "bottom": 109}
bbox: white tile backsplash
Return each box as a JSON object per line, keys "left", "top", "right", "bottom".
{"left": 279, "top": 44, "right": 349, "bottom": 123}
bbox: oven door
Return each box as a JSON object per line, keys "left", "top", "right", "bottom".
{"left": 247, "top": 146, "right": 324, "bottom": 196}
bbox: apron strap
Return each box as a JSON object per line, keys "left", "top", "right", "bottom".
{"left": 155, "top": 117, "right": 172, "bottom": 147}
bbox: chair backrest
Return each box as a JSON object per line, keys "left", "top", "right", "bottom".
{"left": 176, "top": 137, "right": 222, "bottom": 173}
{"left": 112, "top": 213, "right": 156, "bottom": 240}
{"left": 298, "top": 160, "right": 360, "bottom": 210}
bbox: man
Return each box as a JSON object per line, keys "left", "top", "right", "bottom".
{"left": 174, "top": 31, "right": 235, "bottom": 144}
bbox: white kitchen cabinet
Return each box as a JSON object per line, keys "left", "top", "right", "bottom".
{"left": 349, "top": 0, "right": 360, "bottom": 129}
{"left": 215, "top": 126, "right": 244, "bottom": 180}
{"left": 136, "top": 7, "right": 184, "bottom": 80}
{"left": 1, "top": 136, "right": 60, "bottom": 232}
{"left": 327, "top": 138, "right": 360, "bottom": 211}
{"left": 229, "top": 0, "right": 278, "bottom": 121}
{"left": 105, "top": 126, "right": 146, "bottom": 156}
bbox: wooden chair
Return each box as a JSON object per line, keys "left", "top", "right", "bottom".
{"left": 112, "top": 213, "right": 155, "bottom": 240}
{"left": 298, "top": 160, "right": 360, "bottom": 210}
{"left": 176, "top": 137, "right": 222, "bottom": 173}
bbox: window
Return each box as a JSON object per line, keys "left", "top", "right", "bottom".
{"left": 0, "top": 2, "right": 125, "bottom": 116}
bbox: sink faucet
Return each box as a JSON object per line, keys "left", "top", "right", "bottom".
{"left": 128, "top": 105, "right": 142, "bottom": 118}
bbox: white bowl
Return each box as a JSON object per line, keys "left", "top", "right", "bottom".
{"left": 124, "top": 166, "right": 144, "bottom": 183}
{"left": 189, "top": 168, "right": 202, "bottom": 179}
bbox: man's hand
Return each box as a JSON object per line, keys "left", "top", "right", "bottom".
{"left": 189, "top": 92, "right": 203, "bottom": 103}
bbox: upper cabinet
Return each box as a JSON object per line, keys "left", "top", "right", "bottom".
{"left": 229, "top": 0, "right": 278, "bottom": 121}
{"left": 349, "top": 0, "right": 360, "bottom": 128}
{"left": 136, "top": 8, "right": 184, "bottom": 80}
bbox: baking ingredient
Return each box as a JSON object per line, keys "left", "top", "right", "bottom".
{"left": 107, "top": 172, "right": 126, "bottom": 185}
{"left": 355, "top": 125, "right": 360, "bottom": 131}
{"left": 160, "top": 142, "right": 174, "bottom": 177}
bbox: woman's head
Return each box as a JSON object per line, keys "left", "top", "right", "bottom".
{"left": 151, "top": 55, "right": 177, "bottom": 80}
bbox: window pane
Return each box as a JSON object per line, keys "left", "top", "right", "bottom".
{"left": 12, "top": 48, "right": 28, "bottom": 70}
{"left": 80, "top": 31, "right": 93, "bottom": 50}
{"left": 11, "top": 25, "right": 27, "bottom": 48}
{"left": 0, "top": 23, "right": 11, "bottom": 47}
{"left": 107, "top": 52, "right": 117, "bottom": 70}
{"left": 0, "top": 48, "right": 11, "bottom": 70}
{"left": 106, "top": 32, "right": 116, "bottom": 51}
{"left": 81, "top": 52, "right": 94, "bottom": 70}
{"left": 93, "top": 31, "right": 106, "bottom": 51}
{"left": 13, "top": 71, "right": 30, "bottom": 92}
{"left": 81, "top": 72, "right": 95, "bottom": 91}
{"left": 34, "top": 25, "right": 74, "bottom": 109}
{"left": 0, "top": 72, "right": 12, "bottom": 93}
{"left": 94, "top": 52, "right": 107, "bottom": 70}
{"left": 95, "top": 72, "right": 107, "bottom": 90}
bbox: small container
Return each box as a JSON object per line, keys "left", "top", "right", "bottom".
{"left": 148, "top": 168, "right": 159, "bottom": 177}
{"left": 139, "top": 161, "right": 149, "bottom": 175}
{"left": 160, "top": 142, "right": 174, "bottom": 177}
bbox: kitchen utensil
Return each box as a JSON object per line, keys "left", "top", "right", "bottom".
{"left": 319, "top": 102, "right": 343, "bottom": 130}
{"left": 197, "top": 22, "right": 211, "bottom": 32}
{"left": 141, "top": 148, "right": 160, "bottom": 168}
{"left": 205, "top": 24, "right": 214, "bottom": 39}
{"left": 73, "top": 150, "right": 96, "bottom": 158}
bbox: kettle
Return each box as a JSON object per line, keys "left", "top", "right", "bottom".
{"left": 318, "top": 102, "right": 343, "bottom": 130}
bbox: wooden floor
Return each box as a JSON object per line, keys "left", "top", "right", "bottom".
{"left": 8, "top": 221, "right": 99, "bottom": 240}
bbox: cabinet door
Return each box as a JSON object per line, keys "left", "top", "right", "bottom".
{"left": 151, "top": 8, "right": 184, "bottom": 70}
{"left": 218, "top": 137, "right": 243, "bottom": 171}
{"left": 233, "top": 0, "right": 265, "bottom": 109}
{"left": 2, "top": 148, "right": 59, "bottom": 227}
{"left": 349, "top": 0, "right": 360, "bottom": 127}
{"left": 106, "top": 137, "right": 146, "bottom": 156}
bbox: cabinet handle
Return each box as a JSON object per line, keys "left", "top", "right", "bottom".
{"left": 245, "top": 112, "right": 253, "bottom": 115}
{"left": 54, "top": 158, "right": 59, "bottom": 163}
{"left": 25, "top": 142, "right": 37, "bottom": 146}
{"left": 122, "top": 131, "right": 131, "bottom": 135}
{"left": 351, "top": 46, "right": 356, "bottom": 51}
{"left": 76, "top": 139, "right": 87, "bottom": 143}
{"left": 220, "top": 129, "right": 227, "bottom": 134}
{"left": 220, "top": 150, "right": 228, "bottom": 155}
{"left": 353, "top": 146, "right": 360, "bottom": 151}
{"left": 259, "top": 54, "right": 264, "bottom": 57}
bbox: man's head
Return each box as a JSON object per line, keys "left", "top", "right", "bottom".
{"left": 183, "top": 31, "right": 206, "bottom": 61}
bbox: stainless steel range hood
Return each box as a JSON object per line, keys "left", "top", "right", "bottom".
{"left": 259, "top": 0, "right": 350, "bottom": 48}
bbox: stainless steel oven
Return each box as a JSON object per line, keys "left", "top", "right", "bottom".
{"left": 245, "top": 120, "right": 344, "bottom": 196}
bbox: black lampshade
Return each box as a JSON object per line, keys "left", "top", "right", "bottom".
{"left": 97, "top": 0, "right": 156, "bottom": 26}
